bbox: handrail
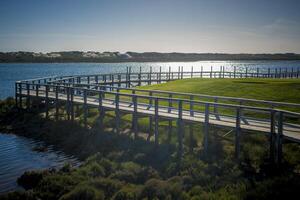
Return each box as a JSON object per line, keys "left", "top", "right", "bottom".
{"left": 17, "top": 82, "right": 300, "bottom": 114}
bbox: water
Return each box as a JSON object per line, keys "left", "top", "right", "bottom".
{"left": 0, "top": 61, "right": 300, "bottom": 99}
{"left": 0, "top": 133, "right": 80, "bottom": 193}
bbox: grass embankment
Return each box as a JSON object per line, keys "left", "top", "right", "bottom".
{"left": 1, "top": 78, "right": 300, "bottom": 199}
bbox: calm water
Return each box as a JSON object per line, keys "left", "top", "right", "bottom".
{"left": 0, "top": 61, "right": 300, "bottom": 99}
{"left": 0, "top": 133, "right": 80, "bottom": 193}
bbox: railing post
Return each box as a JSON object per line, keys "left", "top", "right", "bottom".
{"left": 178, "top": 66, "right": 180, "bottom": 79}
{"left": 168, "top": 94, "right": 172, "bottom": 113}
{"left": 138, "top": 66, "right": 142, "bottom": 86}
{"left": 168, "top": 120, "right": 172, "bottom": 145}
{"left": 201, "top": 66, "right": 203, "bottom": 78}
{"left": 190, "top": 96, "right": 194, "bottom": 116}
{"left": 181, "top": 66, "right": 183, "bottom": 79}
{"left": 168, "top": 66, "right": 171, "bottom": 81}
{"left": 26, "top": 83, "right": 30, "bottom": 109}
{"left": 15, "top": 82, "right": 18, "bottom": 108}
{"left": 154, "top": 98, "right": 159, "bottom": 146}
{"left": 210, "top": 66, "right": 213, "bottom": 78}
{"left": 115, "top": 92, "right": 120, "bottom": 134}
{"left": 99, "top": 90, "right": 105, "bottom": 129}
{"left": 55, "top": 86, "right": 59, "bottom": 121}
{"left": 234, "top": 66, "right": 236, "bottom": 78}
{"left": 235, "top": 107, "right": 241, "bottom": 159}
{"left": 245, "top": 67, "right": 248, "bottom": 78}
{"left": 257, "top": 68, "right": 259, "bottom": 78}
{"left": 70, "top": 88, "right": 74, "bottom": 121}
{"left": 45, "top": 85, "right": 49, "bottom": 119}
{"left": 149, "top": 66, "right": 152, "bottom": 85}
{"left": 118, "top": 74, "right": 121, "bottom": 87}
{"left": 133, "top": 95, "right": 138, "bottom": 139}
{"left": 18, "top": 83, "right": 22, "bottom": 108}
{"left": 214, "top": 98, "right": 219, "bottom": 120}
{"left": 66, "top": 87, "right": 70, "bottom": 120}
{"left": 83, "top": 89, "right": 87, "bottom": 128}
{"left": 177, "top": 100, "right": 183, "bottom": 159}
{"left": 275, "top": 111, "right": 283, "bottom": 164}
{"left": 191, "top": 66, "right": 193, "bottom": 78}
{"left": 159, "top": 66, "right": 162, "bottom": 83}
{"left": 203, "top": 103, "right": 209, "bottom": 155}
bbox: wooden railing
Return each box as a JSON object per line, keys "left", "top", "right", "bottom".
{"left": 15, "top": 67, "right": 300, "bottom": 163}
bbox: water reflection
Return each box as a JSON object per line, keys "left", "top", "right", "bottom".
{"left": 0, "top": 133, "right": 80, "bottom": 193}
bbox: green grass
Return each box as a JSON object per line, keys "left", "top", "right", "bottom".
{"left": 138, "top": 78, "right": 300, "bottom": 104}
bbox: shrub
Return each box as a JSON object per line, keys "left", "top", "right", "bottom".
{"left": 17, "top": 170, "right": 49, "bottom": 190}
{"left": 59, "top": 184, "right": 104, "bottom": 200}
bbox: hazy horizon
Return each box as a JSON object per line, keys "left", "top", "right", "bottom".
{"left": 1, "top": 0, "right": 300, "bottom": 53}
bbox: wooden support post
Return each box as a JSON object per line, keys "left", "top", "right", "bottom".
{"left": 115, "top": 92, "right": 120, "bottom": 134}
{"left": 98, "top": 90, "right": 105, "bottom": 129}
{"left": 177, "top": 100, "right": 183, "bottom": 158}
{"left": 268, "top": 68, "right": 270, "bottom": 78}
{"left": 210, "top": 66, "right": 213, "bottom": 78}
{"left": 214, "top": 98, "right": 219, "bottom": 120}
{"left": 55, "top": 86, "right": 59, "bottom": 121}
{"left": 190, "top": 95, "right": 194, "bottom": 116}
{"left": 66, "top": 87, "right": 70, "bottom": 120}
{"left": 168, "top": 120, "right": 172, "bottom": 145}
{"left": 26, "top": 83, "right": 30, "bottom": 109}
{"left": 70, "top": 88, "right": 74, "bottom": 121}
{"left": 154, "top": 98, "right": 159, "bottom": 146}
{"left": 45, "top": 85, "right": 49, "bottom": 119}
{"left": 219, "top": 66, "right": 222, "bottom": 78}
{"left": 178, "top": 66, "right": 180, "bottom": 79}
{"left": 189, "top": 124, "right": 194, "bottom": 153}
{"left": 168, "top": 94, "right": 172, "bottom": 113}
{"left": 118, "top": 74, "right": 121, "bottom": 87}
{"left": 257, "top": 68, "right": 259, "bottom": 78}
{"left": 168, "top": 66, "right": 171, "bottom": 81}
{"left": 203, "top": 103, "right": 209, "bottom": 155}
{"left": 245, "top": 67, "right": 248, "bottom": 78}
{"left": 235, "top": 108, "right": 241, "bottom": 159}
{"left": 275, "top": 111, "right": 283, "bottom": 164}
{"left": 191, "top": 66, "right": 193, "bottom": 78}
{"left": 83, "top": 89, "right": 87, "bottom": 128}
{"left": 133, "top": 95, "right": 138, "bottom": 139}
{"left": 270, "top": 110, "right": 276, "bottom": 162}
{"left": 201, "top": 66, "right": 203, "bottom": 78}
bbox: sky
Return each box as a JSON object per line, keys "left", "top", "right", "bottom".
{"left": 0, "top": 0, "right": 300, "bottom": 53}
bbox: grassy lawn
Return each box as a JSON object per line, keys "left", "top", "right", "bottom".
{"left": 138, "top": 78, "right": 300, "bottom": 104}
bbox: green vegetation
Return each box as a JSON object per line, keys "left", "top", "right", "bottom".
{"left": 1, "top": 78, "right": 300, "bottom": 199}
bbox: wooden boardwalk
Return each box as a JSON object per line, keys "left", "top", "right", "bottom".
{"left": 15, "top": 68, "right": 300, "bottom": 163}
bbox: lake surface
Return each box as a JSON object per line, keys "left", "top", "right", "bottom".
{"left": 0, "top": 133, "right": 80, "bottom": 193}
{"left": 0, "top": 61, "right": 300, "bottom": 99}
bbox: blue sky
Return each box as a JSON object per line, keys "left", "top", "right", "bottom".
{"left": 0, "top": 0, "right": 300, "bottom": 53}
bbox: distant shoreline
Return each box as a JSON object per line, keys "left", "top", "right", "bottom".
{"left": 1, "top": 59, "right": 300, "bottom": 64}
{"left": 1, "top": 51, "right": 300, "bottom": 63}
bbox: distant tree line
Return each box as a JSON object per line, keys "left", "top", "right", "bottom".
{"left": 0, "top": 51, "right": 300, "bottom": 63}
